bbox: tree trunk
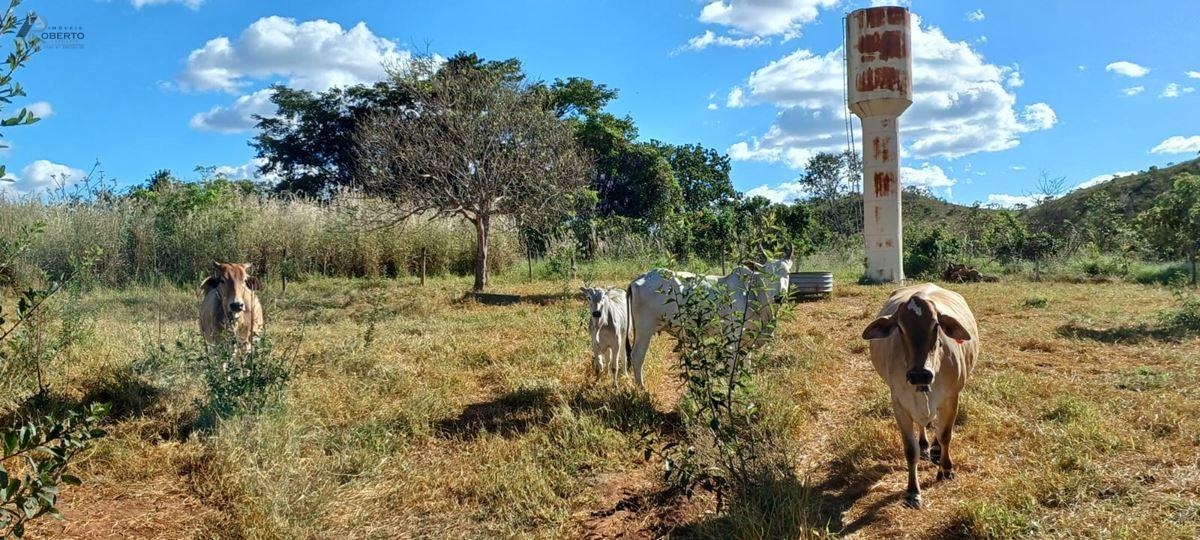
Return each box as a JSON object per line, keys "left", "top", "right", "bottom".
{"left": 473, "top": 214, "right": 490, "bottom": 291}
{"left": 1189, "top": 250, "right": 1197, "bottom": 287}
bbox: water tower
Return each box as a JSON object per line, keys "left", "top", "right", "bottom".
{"left": 846, "top": 6, "right": 912, "bottom": 283}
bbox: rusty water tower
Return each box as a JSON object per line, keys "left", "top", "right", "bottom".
{"left": 846, "top": 6, "right": 912, "bottom": 283}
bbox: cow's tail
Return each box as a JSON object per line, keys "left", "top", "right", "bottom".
{"left": 625, "top": 284, "right": 635, "bottom": 362}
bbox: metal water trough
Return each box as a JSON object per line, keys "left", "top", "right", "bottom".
{"left": 789, "top": 271, "right": 834, "bottom": 298}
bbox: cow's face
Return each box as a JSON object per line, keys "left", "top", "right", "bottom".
{"left": 745, "top": 244, "right": 794, "bottom": 298}
{"left": 861, "top": 295, "right": 972, "bottom": 392}
{"left": 580, "top": 287, "right": 604, "bottom": 320}
{"left": 203, "top": 262, "right": 260, "bottom": 320}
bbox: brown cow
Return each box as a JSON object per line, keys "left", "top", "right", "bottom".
{"left": 200, "top": 262, "right": 264, "bottom": 355}
{"left": 861, "top": 283, "right": 979, "bottom": 509}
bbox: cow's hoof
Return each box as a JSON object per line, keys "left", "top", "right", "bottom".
{"left": 937, "top": 469, "right": 955, "bottom": 481}
{"left": 904, "top": 493, "right": 922, "bottom": 509}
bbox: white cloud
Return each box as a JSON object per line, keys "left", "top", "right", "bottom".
{"left": 986, "top": 193, "right": 1037, "bottom": 208}
{"left": 24, "top": 101, "right": 52, "bottom": 119}
{"left": 1078, "top": 65, "right": 1086, "bottom": 71}
{"left": 1105, "top": 61, "right": 1149, "bottom": 78}
{"left": 1188, "top": 70, "right": 1200, "bottom": 79}
{"left": 179, "top": 16, "right": 413, "bottom": 132}
{"left": 178, "top": 16, "right": 409, "bottom": 93}
{"left": 1074, "top": 170, "right": 1135, "bottom": 191}
{"left": 0, "top": 160, "right": 87, "bottom": 197}
{"left": 132, "top": 0, "right": 203, "bottom": 9}
{"left": 902, "top": 162, "right": 956, "bottom": 190}
{"left": 707, "top": 103, "right": 718, "bottom": 110}
{"left": 966, "top": 9, "right": 985, "bottom": 22}
{"left": 1122, "top": 85, "right": 1145, "bottom": 96}
{"left": 745, "top": 180, "right": 809, "bottom": 203}
{"left": 678, "top": 30, "right": 766, "bottom": 52}
{"left": 697, "top": 0, "right": 841, "bottom": 40}
{"left": 1010, "top": 165, "right": 1026, "bottom": 171}
{"left": 1005, "top": 68, "right": 1024, "bottom": 88}
{"left": 189, "top": 88, "right": 276, "bottom": 133}
{"left": 1159, "top": 83, "right": 1195, "bottom": 98}
{"left": 727, "top": 15, "right": 1057, "bottom": 164}
{"left": 726, "top": 86, "right": 746, "bottom": 107}
{"left": 1149, "top": 135, "right": 1200, "bottom": 155}
{"left": 214, "top": 157, "right": 278, "bottom": 182}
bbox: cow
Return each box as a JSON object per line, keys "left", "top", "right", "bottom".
{"left": 625, "top": 246, "right": 793, "bottom": 388}
{"left": 861, "top": 283, "right": 978, "bottom": 509}
{"left": 580, "top": 286, "right": 629, "bottom": 383}
{"left": 200, "top": 262, "right": 264, "bottom": 356}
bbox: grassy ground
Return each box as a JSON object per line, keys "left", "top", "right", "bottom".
{"left": 11, "top": 268, "right": 1200, "bottom": 539}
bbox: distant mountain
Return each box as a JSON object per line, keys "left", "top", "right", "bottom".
{"left": 1026, "top": 157, "right": 1200, "bottom": 232}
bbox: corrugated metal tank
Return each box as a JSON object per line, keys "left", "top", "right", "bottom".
{"left": 847, "top": 6, "right": 913, "bottom": 284}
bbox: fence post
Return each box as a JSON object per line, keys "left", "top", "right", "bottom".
{"left": 420, "top": 247, "right": 427, "bottom": 286}
{"left": 527, "top": 243, "right": 534, "bottom": 283}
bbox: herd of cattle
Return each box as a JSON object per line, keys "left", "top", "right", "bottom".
{"left": 200, "top": 255, "right": 978, "bottom": 510}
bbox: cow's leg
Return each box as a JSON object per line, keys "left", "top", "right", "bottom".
{"left": 919, "top": 426, "right": 930, "bottom": 461}
{"left": 592, "top": 351, "right": 604, "bottom": 380}
{"left": 628, "top": 318, "right": 654, "bottom": 389}
{"left": 936, "top": 394, "right": 959, "bottom": 481}
{"left": 892, "top": 398, "right": 922, "bottom": 509}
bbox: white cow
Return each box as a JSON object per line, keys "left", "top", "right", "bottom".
{"left": 625, "top": 247, "right": 794, "bottom": 388}
{"left": 581, "top": 286, "right": 630, "bottom": 383}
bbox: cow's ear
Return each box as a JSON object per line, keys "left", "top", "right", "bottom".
{"left": 938, "top": 313, "right": 972, "bottom": 341}
{"left": 201, "top": 276, "right": 218, "bottom": 291}
{"left": 246, "top": 276, "right": 262, "bottom": 291}
{"left": 862, "top": 315, "right": 896, "bottom": 340}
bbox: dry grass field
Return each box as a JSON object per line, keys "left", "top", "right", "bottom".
{"left": 14, "top": 272, "right": 1200, "bottom": 539}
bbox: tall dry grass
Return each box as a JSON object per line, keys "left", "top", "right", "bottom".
{"left": 0, "top": 193, "right": 518, "bottom": 286}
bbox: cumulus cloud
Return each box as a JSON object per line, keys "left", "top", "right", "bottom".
{"left": 1149, "top": 135, "right": 1200, "bottom": 154}
{"left": 24, "top": 101, "right": 52, "bottom": 119}
{"left": 1188, "top": 70, "right": 1200, "bottom": 79}
{"left": 1159, "top": 83, "right": 1195, "bottom": 98}
{"left": 697, "top": 0, "right": 840, "bottom": 40}
{"left": 707, "top": 103, "right": 718, "bottom": 110}
{"left": 966, "top": 9, "right": 985, "bottom": 22}
{"left": 677, "top": 30, "right": 766, "bottom": 53}
{"left": 1105, "top": 61, "right": 1149, "bottom": 78}
{"left": 726, "top": 15, "right": 1056, "bottom": 165}
{"left": 132, "top": 0, "right": 203, "bottom": 9}
{"left": 178, "top": 16, "right": 409, "bottom": 93}
{"left": 189, "top": 88, "right": 276, "bottom": 133}
{"left": 986, "top": 193, "right": 1037, "bottom": 208}
{"left": 0, "top": 160, "right": 86, "bottom": 197}
{"left": 1074, "top": 170, "right": 1136, "bottom": 191}
{"left": 214, "top": 157, "right": 278, "bottom": 182}
{"left": 1122, "top": 85, "right": 1145, "bottom": 96}
{"left": 179, "top": 16, "right": 413, "bottom": 133}
{"left": 745, "top": 180, "right": 809, "bottom": 203}
{"left": 901, "top": 163, "right": 957, "bottom": 195}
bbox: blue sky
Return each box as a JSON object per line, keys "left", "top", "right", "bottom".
{"left": 4, "top": 0, "right": 1199, "bottom": 207}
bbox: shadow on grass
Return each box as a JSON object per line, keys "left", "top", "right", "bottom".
{"left": 435, "top": 384, "right": 557, "bottom": 439}
{"left": 570, "top": 386, "right": 683, "bottom": 438}
{"left": 463, "top": 291, "right": 578, "bottom": 306}
{"left": 673, "top": 468, "right": 830, "bottom": 539}
{"left": 1056, "top": 321, "right": 1195, "bottom": 344}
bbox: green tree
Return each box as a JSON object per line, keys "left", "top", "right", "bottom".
{"left": 252, "top": 82, "right": 415, "bottom": 198}
{"left": 353, "top": 54, "right": 591, "bottom": 291}
{"left": 1138, "top": 173, "right": 1200, "bottom": 285}
{"left": 651, "top": 141, "right": 736, "bottom": 212}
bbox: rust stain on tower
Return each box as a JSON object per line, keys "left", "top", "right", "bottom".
{"left": 856, "top": 67, "right": 907, "bottom": 93}
{"left": 872, "top": 137, "right": 891, "bottom": 163}
{"left": 873, "top": 171, "right": 895, "bottom": 196}
{"left": 857, "top": 30, "right": 908, "bottom": 61}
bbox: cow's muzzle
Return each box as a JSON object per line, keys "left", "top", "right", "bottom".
{"left": 906, "top": 369, "right": 933, "bottom": 392}
{"left": 229, "top": 301, "right": 245, "bottom": 313}
{"left": 592, "top": 310, "right": 601, "bottom": 319}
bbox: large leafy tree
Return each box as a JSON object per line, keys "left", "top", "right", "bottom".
{"left": 353, "top": 54, "right": 591, "bottom": 291}
{"left": 1139, "top": 173, "right": 1200, "bottom": 285}
{"left": 252, "top": 82, "right": 414, "bottom": 199}
{"left": 651, "top": 141, "right": 736, "bottom": 212}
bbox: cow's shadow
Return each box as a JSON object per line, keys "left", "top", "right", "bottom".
{"left": 435, "top": 385, "right": 557, "bottom": 439}
{"left": 1056, "top": 321, "right": 1194, "bottom": 344}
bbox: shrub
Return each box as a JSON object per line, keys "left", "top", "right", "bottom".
{"left": 905, "top": 227, "right": 962, "bottom": 278}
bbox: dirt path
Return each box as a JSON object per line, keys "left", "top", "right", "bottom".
{"left": 26, "top": 477, "right": 217, "bottom": 540}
